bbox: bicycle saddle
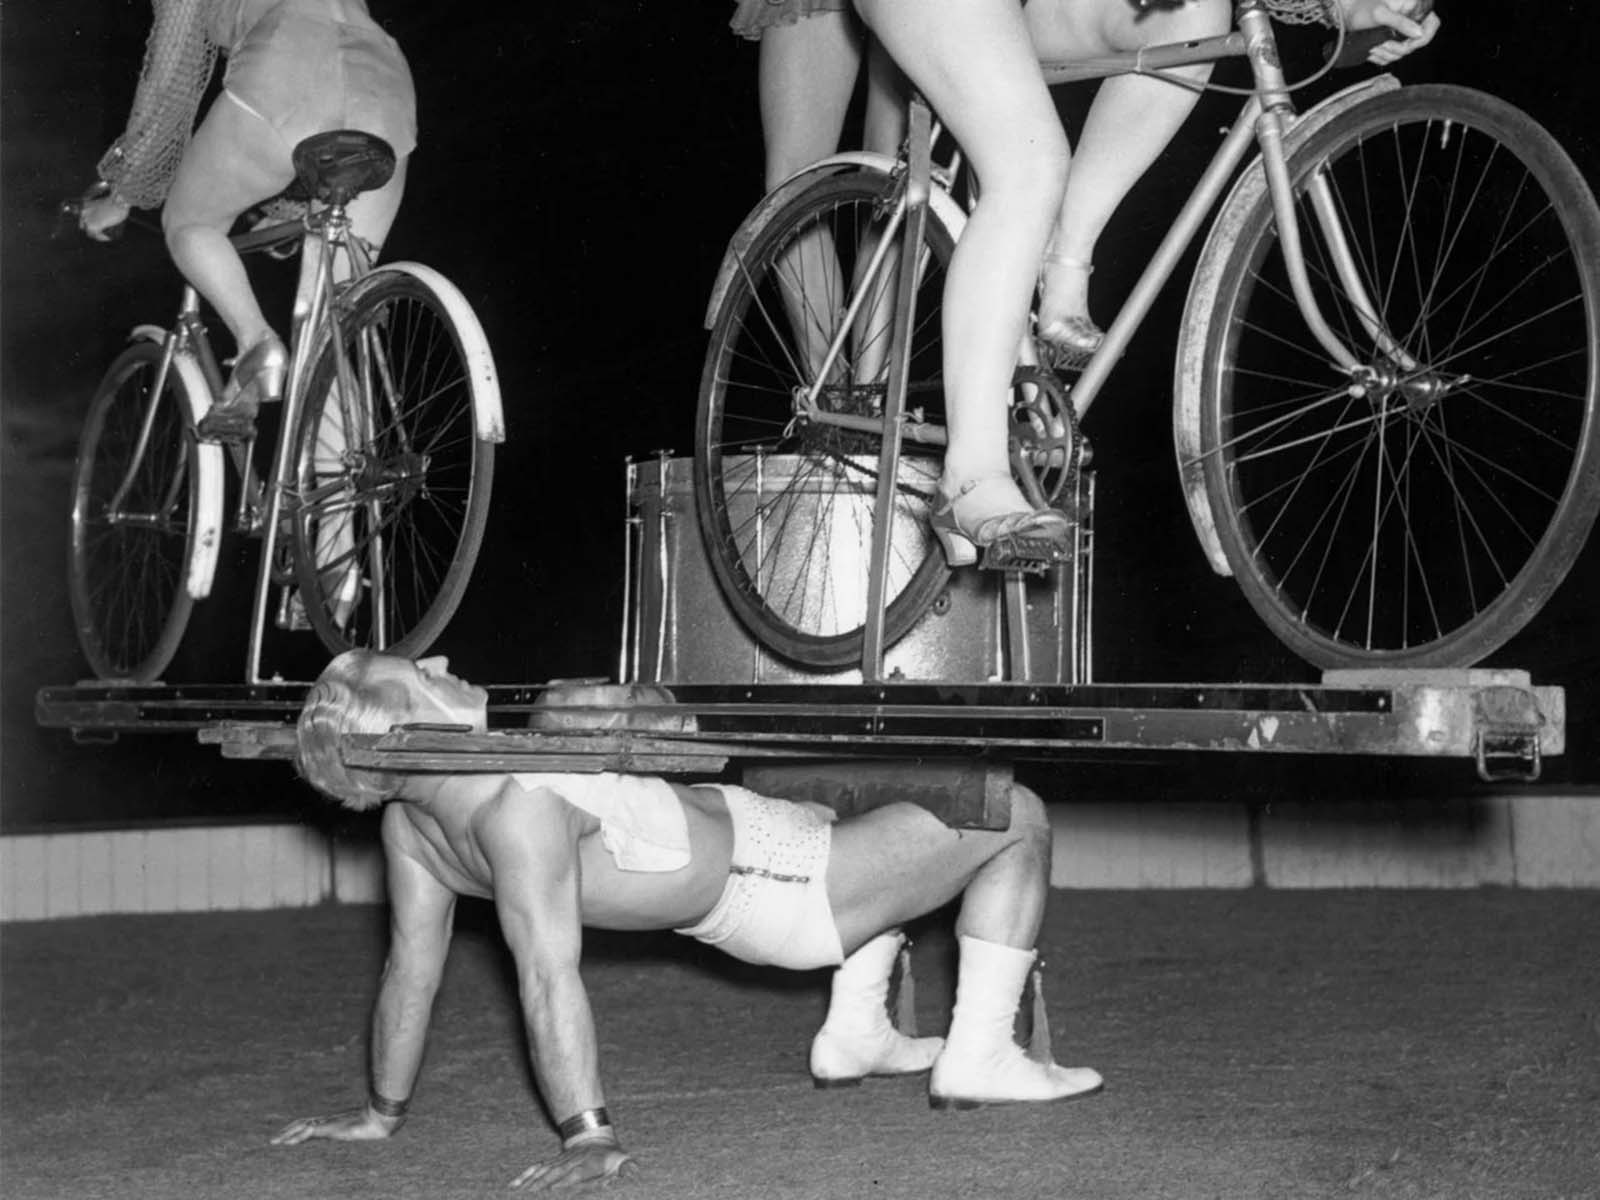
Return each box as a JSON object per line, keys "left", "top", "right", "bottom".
{"left": 291, "top": 131, "right": 396, "bottom": 208}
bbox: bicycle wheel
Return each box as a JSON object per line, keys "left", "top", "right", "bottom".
{"left": 291, "top": 264, "right": 496, "bottom": 657}
{"left": 1199, "top": 85, "right": 1600, "bottom": 668}
{"left": 69, "top": 342, "right": 202, "bottom": 681}
{"left": 696, "top": 170, "right": 955, "bottom": 668}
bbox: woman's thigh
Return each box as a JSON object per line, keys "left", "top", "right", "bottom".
{"left": 164, "top": 93, "right": 296, "bottom": 230}
{"left": 1026, "top": 0, "right": 1231, "bottom": 59}
{"left": 292, "top": 157, "right": 409, "bottom": 309}
{"left": 854, "top": 0, "right": 1061, "bottom": 182}
{"left": 346, "top": 157, "right": 408, "bottom": 255}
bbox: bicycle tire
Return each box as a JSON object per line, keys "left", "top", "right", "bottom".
{"left": 291, "top": 264, "right": 497, "bottom": 657}
{"left": 69, "top": 342, "right": 205, "bottom": 681}
{"left": 695, "top": 169, "right": 956, "bottom": 669}
{"left": 1198, "top": 85, "right": 1600, "bottom": 668}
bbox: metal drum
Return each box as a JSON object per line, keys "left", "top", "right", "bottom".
{"left": 620, "top": 455, "right": 1093, "bottom": 686}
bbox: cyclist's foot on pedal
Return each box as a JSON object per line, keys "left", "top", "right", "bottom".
{"left": 1034, "top": 253, "right": 1103, "bottom": 372}
{"left": 197, "top": 396, "right": 259, "bottom": 442}
{"left": 199, "top": 332, "right": 286, "bottom": 441}
{"left": 930, "top": 475, "right": 1071, "bottom": 569}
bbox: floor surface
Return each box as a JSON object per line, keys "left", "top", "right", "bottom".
{"left": 4, "top": 890, "right": 1598, "bottom": 1199}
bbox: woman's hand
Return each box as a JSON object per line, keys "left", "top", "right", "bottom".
{"left": 270, "top": 1104, "right": 403, "bottom": 1146}
{"left": 77, "top": 185, "right": 130, "bottom": 242}
{"left": 510, "top": 1137, "right": 637, "bottom": 1191}
{"left": 1341, "top": 0, "right": 1440, "bottom": 65}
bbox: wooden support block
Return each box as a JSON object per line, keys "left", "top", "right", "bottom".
{"left": 740, "top": 760, "right": 1013, "bottom": 830}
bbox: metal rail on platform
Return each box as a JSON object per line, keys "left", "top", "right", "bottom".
{"left": 36, "top": 668, "right": 1564, "bottom": 783}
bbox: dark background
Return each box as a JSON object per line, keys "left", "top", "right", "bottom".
{"left": 3, "top": 2, "right": 1596, "bottom": 832}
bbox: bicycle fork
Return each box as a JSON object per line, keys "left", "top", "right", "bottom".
{"left": 1240, "top": 4, "right": 1427, "bottom": 386}
{"left": 108, "top": 334, "right": 185, "bottom": 520}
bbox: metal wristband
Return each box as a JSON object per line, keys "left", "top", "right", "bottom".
{"left": 368, "top": 1088, "right": 410, "bottom": 1119}
{"left": 557, "top": 1107, "right": 613, "bottom": 1143}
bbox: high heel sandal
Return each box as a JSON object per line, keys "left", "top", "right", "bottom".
{"left": 929, "top": 476, "right": 1072, "bottom": 568}
{"left": 1034, "top": 253, "right": 1104, "bottom": 371}
{"left": 199, "top": 332, "right": 286, "bottom": 441}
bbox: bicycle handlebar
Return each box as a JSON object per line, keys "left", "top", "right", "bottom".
{"left": 60, "top": 193, "right": 304, "bottom": 257}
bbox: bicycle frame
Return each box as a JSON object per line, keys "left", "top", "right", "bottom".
{"left": 1039, "top": 5, "right": 1398, "bottom": 421}
{"left": 713, "top": 3, "right": 1416, "bottom": 676}
{"left": 98, "top": 204, "right": 382, "bottom": 681}
{"left": 774, "top": 3, "right": 1402, "bottom": 444}
{"left": 245, "top": 205, "right": 374, "bottom": 682}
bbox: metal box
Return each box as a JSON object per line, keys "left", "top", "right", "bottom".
{"left": 619, "top": 455, "right": 1093, "bottom": 686}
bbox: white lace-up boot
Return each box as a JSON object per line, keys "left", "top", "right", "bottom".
{"left": 928, "top": 934, "right": 1103, "bottom": 1109}
{"left": 810, "top": 930, "right": 944, "bottom": 1087}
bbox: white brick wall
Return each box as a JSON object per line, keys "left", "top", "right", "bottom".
{"left": 1509, "top": 794, "right": 1600, "bottom": 887}
{"left": 3, "top": 790, "right": 1597, "bottom": 921}
{"left": 1050, "top": 802, "right": 1253, "bottom": 888}
{"left": 1048, "top": 788, "right": 1600, "bottom": 889}
{"left": 0, "top": 824, "right": 350, "bottom": 921}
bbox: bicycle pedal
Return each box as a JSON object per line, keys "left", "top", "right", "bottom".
{"left": 196, "top": 410, "right": 258, "bottom": 445}
{"left": 1033, "top": 339, "right": 1094, "bottom": 377}
{"left": 979, "top": 534, "right": 1072, "bottom": 573}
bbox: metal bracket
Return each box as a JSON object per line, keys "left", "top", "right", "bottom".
{"left": 1472, "top": 684, "right": 1546, "bottom": 783}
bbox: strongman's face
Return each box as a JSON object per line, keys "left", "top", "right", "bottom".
{"left": 366, "top": 655, "right": 489, "bottom": 732}
{"left": 412, "top": 656, "right": 490, "bottom": 730}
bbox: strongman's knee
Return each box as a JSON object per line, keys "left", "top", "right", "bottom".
{"left": 1005, "top": 783, "right": 1049, "bottom": 838}
{"left": 1002, "top": 783, "right": 1052, "bottom": 872}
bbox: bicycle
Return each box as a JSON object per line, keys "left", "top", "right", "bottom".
{"left": 694, "top": 0, "right": 1600, "bottom": 677}
{"left": 69, "top": 131, "right": 505, "bottom": 684}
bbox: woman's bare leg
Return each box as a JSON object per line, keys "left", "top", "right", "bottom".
{"left": 760, "top": 13, "right": 865, "bottom": 188}
{"left": 861, "top": 34, "right": 908, "bottom": 158}
{"left": 759, "top": 13, "right": 865, "bottom": 381}
{"left": 162, "top": 93, "right": 296, "bottom": 354}
{"left": 857, "top": 0, "right": 1068, "bottom": 522}
{"left": 1030, "top": 0, "right": 1228, "bottom": 339}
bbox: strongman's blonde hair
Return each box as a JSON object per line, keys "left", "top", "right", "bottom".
{"left": 296, "top": 650, "right": 412, "bottom": 811}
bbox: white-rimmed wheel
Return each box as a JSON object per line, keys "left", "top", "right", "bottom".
{"left": 695, "top": 171, "right": 957, "bottom": 668}
{"left": 70, "top": 342, "right": 218, "bottom": 681}
{"left": 291, "top": 264, "right": 498, "bottom": 656}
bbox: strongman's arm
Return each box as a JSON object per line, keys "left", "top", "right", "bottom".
{"left": 369, "top": 805, "right": 458, "bottom": 1110}
{"left": 269, "top": 805, "right": 457, "bottom": 1147}
{"left": 485, "top": 788, "right": 633, "bottom": 1189}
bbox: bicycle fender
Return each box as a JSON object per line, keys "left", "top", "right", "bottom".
{"left": 363, "top": 262, "right": 507, "bottom": 444}
{"left": 127, "top": 325, "right": 225, "bottom": 601}
{"left": 1172, "top": 75, "right": 1401, "bottom": 577}
{"left": 703, "top": 152, "right": 969, "bottom": 328}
